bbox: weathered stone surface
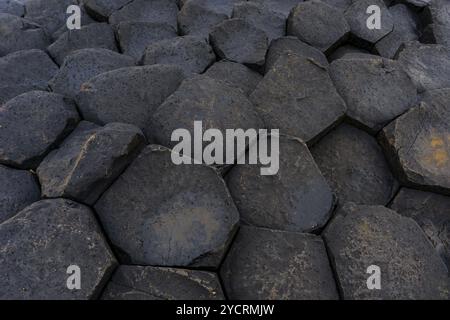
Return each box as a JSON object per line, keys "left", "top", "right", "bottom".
{"left": 102, "top": 266, "right": 225, "bottom": 300}
{"left": 95, "top": 145, "right": 239, "bottom": 267}
{"left": 379, "top": 100, "right": 450, "bottom": 196}
{"left": 420, "top": 0, "right": 450, "bottom": 49}
{"left": 227, "top": 135, "right": 334, "bottom": 232}
{"left": 231, "top": 1, "right": 285, "bottom": 43}
{"left": 142, "top": 36, "right": 216, "bottom": 76}
{"left": 0, "top": 91, "right": 80, "bottom": 169}
{"left": 320, "top": 0, "right": 351, "bottom": 11}
{"left": 287, "top": 0, "right": 349, "bottom": 53}
{"left": 323, "top": 203, "right": 449, "bottom": 300}
{"left": 396, "top": 41, "right": 450, "bottom": 93}
{"left": 390, "top": 188, "right": 450, "bottom": 272}
{"left": 49, "top": 48, "right": 135, "bottom": 99}
{"left": 329, "top": 57, "right": 418, "bottom": 133}
{"left": 76, "top": 65, "right": 185, "bottom": 132}
{"left": 345, "top": 0, "right": 394, "bottom": 46}
{"left": 0, "top": 49, "right": 58, "bottom": 104}
{"left": 252, "top": 0, "right": 304, "bottom": 18}
{"left": 149, "top": 74, "right": 263, "bottom": 155}
{"left": 210, "top": 18, "right": 268, "bottom": 67}
{"left": 375, "top": 4, "right": 419, "bottom": 59}
{"left": 178, "top": 0, "right": 239, "bottom": 39}
{"left": 0, "top": 0, "right": 24, "bottom": 16}
{"left": 221, "top": 226, "right": 339, "bottom": 300}
{"left": 0, "top": 199, "right": 117, "bottom": 300}
{"left": 0, "top": 13, "right": 49, "bottom": 56}
{"left": 400, "top": 0, "right": 431, "bottom": 7}
{"left": 116, "top": 22, "right": 177, "bottom": 60}
{"left": 109, "top": 0, "right": 178, "bottom": 29}
{"left": 250, "top": 53, "right": 346, "bottom": 143}
{"left": 0, "top": 165, "right": 40, "bottom": 223}
{"left": 37, "top": 121, "right": 146, "bottom": 205}
{"left": 204, "top": 60, "right": 262, "bottom": 96}
{"left": 83, "top": 0, "right": 133, "bottom": 21}
{"left": 311, "top": 124, "right": 398, "bottom": 206}
{"left": 329, "top": 44, "right": 374, "bottom": 61}
{"left": 48, "top": 23, "right": 118, "bottom": 65}
{"left": 265, "top": 36, "right": 329, "bottom": 73}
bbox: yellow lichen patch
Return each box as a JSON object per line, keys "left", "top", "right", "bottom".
{"left": 430, "top": 136, "right": 444, "bottom": 148}
{"left": 433, "top": 149, "right": 449, "bottom": 167}
{"left": 422, "top": 134, "right": 449, "bottom": 168}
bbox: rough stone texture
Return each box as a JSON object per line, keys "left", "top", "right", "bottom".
{"left": 252, "top": 0, "right": 304, "bottom": 18}
{"left": 83, "top": 0, "right": 133, "bottom": 21}
{"left": 0, "top": 49, "right": 58, "bottom": 104}
{"left": 320, "top": 0, "right": 351, "bottom": 11}
{"left": 95, "top": 145, "right": 240, "bottom": 267}
{"left": 204, "top": 60, "right": 262, "bottom": 96}
{"left": 210, "top": 18, "right": 268, "bottom": 67}
{"left": 375, "top": 4, "right": 419, "bottom": 59}
{"left": 0, "top": 13, "right": 49, "bottom": 56}
{"left": 379, "top": 101, "right": 450, "bottom": 196}
{"left": 396, "top": 41, "right": 450, "bottom": 93}
{"left": 400, "top": 0, "right": 431, "bottom": 7}
{"left": 345, "top": 0, "right": 394, "bottom": 46}
{"left": 48, "top": 23, "right": 118, "bottom": 65}
{"left": 0, "top": 199, "right": 117, "bottom": 300}
{"left": 323, "top": 203, "right": 449, "bottom": 300}
{"left": 390, "top": 188, "right": 450, "bottom": 272}
{"left": 0, "top": 91, "right": 80, "bottom": 169}
{"left": 287, "top": 0, "right": 350, "bottom": 53}
{"left": 329, "top": 44, "right": 373, "bottom": 61}
{"left": 311, "top": 123, "right": 398, "bottom": 206}
{"left": 221, "top": 226, "right": 339, "bottom": 300}
{"left": 420, "top": 0, "right": 450, "bottom": 49}
{"left": 116, "top": 22, "right": 177, "bottom": 60}
{"left": 49, "top": 48, "right": 135, "bottom": 99}
{"left": 265, "top": 36, "right": 329, "bottom": 73}
{"left": 250, "top": 53, "right": 346, "bottom": 143}
{"left": 142, "top": 36, "right": 216, "bottom": 76}
{"left": 227, "top": 135, "right": 334, "bottom": 233}
{"left": 0, "top": 0, "right": 24, "bottom": 16}
{"left": 76, "top": 65, "right": 185, "bottom": 132}
{"left": 149, "top": 74, "right": 264, "bottom": 157}
{"left": 232, "top": 1, "right": 285, "bottom": 43}
{"left": 178, "top": 0, "right": 239, "bottom": 39}
{"left": 109, "top": 0, "right": 178, "bottom": 29}
{"left": 0, "top": 165, "right": 40, "bottom": 223}
{"left": 102, "top": 265, "right": 225, "bottom": 300}
{"left": 37, "top": 121, "right": 146, "bottom": 205}
{"left": 329, "top": 57, "right": 418, "bottom": 133}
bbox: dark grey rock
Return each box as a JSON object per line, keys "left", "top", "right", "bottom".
{"left": 76, "top": 65, "right": 185, "bottom": 132}
{"left": 116, "top": 22, "right": 177, "bottom": 60}
{"left": 400, "top": 0, "right": 431, "bottom": 7}
{"left": 287, "top": 0, "right": 350, "bottom": 53}
{"left": 379, "top": 101, "right": 450, "bottom": 196}
{"left": 0, "top": 0, "right": 24, "bottom": 16}
{"left": 329, "top": 57, "right": 418, "bottom": 133}
{"left": 209, "top": 18, "right": 268, "bottom": 67}
{"left": 37, "top": 121, "right": 146, "bottom": 205}
{"left": 48, "top": 23, "right": 118, "bottom": 65}
{"left": 49, "top": 48, "right": 135, "bottom": 99}
{"left": 0, "top": 199, "right": 117, "bottom": 300}
{"left": 232, "top": 1, "right": 285, "bottom": 43}
{"left": 142, "top": 36, "right": 216, "bottom": 76}
{"left": 252, "top": 0, "right": 305, "bottom": 18}
{"left": 226, "top": 135, "right": 334, "bottom": 233}
{"left": 204, "top": 60, "right": 262, "bottom": 96}
{"left": 329, "top": 44, "right": 374, "bottom": 61}
{"left": 323, "top": 203, "right": 449, "bottom": 300}
{"left": 0, "top": 49, "right": 58, "bottom": 104}
{"left": 0, "top": 13, "right": 49, "bottom": 56}
{"left": 149, "top": 74, "right": 264, "bottom": 161}
{"left": 0, "top": 165, "right": 40, "bottom": 223}
{"left": 109, "top": 0, "right": 178, "bottom": 29}
{"left": 374, "top": 4, "right": 419, "bottom": 59}
{"left": 221, "top": 226, "right": 339, "bottom": 300}
{"left": 396, "top": 41, "right": 450, "bottom": 93}
{"left": 102, "top": 265, "right": 225, "bottom": 300}
{"left": 0, "top": 91, "right": 80, "bottom": 169}
{"left": 420, "top": 0, "right": 450, "bottom": 49}
{"left": 345, "top": 0, "right": 394, "bottom": 46}
{"left": 265, "top": 36, "right": 329, "bottom": 73}
{"left": 320, "top": 0, "right": 351, "bottom": 11}
{"left": 311, "top": 123, "right": 398, "bottom": 206}
{"left": 95, "top": 145, "right": 240, "bottom": 267}
{"left": 390, "top": 188, "right": 450, "bottom": 272}
{"left": 250, "top": 53, "right": 346, "bottom": 143}
{"left": 83, "top": 0, "right": 133, "bottom": 21}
